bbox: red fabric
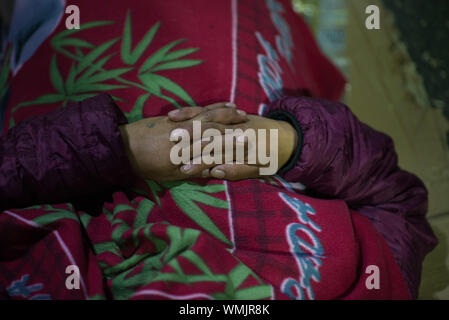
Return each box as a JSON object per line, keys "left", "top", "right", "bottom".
{"left": 4, "top": 0, "right": 345, "bottom": 129}
{"left": 226, "top": 180, "right": 411, "bottom": 299}
{"left": 265, "top": 96, "right": 437, "bottom": 298}
{"left": 0, "top": 179, "right": 411, "bottom": 299}
{"left": 0, "top": 0, "right": 412, "bottom": 300}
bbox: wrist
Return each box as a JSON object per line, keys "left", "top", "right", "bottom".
{"left": 119, "top": 123, "right": 141, "bottom": 177}
{"left": 276, "top": 119, "right": 298, "bottom": 169}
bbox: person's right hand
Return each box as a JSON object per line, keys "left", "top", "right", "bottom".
{"left": 119, "top": 102, "right": 248, "bottom": 181}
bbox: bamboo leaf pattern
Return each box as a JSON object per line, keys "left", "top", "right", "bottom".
{"left": 133, "top": 198, "right": 154, "bottom": 228}
{"left": 51, "top": 20, "right": 115, "bottom": 47}
{"left": 18, "top": 94, "right": 65, "bottom": 106}
{"left": 124, "top": 93, "right": 151, "bottom": 123}
{"left": 150, "top": 59, "right": 202, "bottom": 72}
{"left": 66, "top": 93, "right": 98, "bottom": 102}
{"left": 143, "top": 73, "right": 196, "bottom": 106}
{"left": 18, "top": 184, "right": 270, "bottom": 300}
{"left": 86, "top": 67, "right": 133, "bottom": 84}
{"left": 94, "top": 241, "right": 121, "bottom": 256}
{"left": 163, "top": 47, "right": 199, "bottom": 61}
{"left": 138, "top": 73, "right": 162, "bottom": 95}
{"left": 32, "top": 205, "right": 80, "bottom": 226}
{"left": 121, "top": 11, "right": 161, "bottom": 65}
{"left": 57, "top": 37, "right": 94, "bottom": 49}
{"left": 139, "top": 39, "right": 185, "bottom": 73}
{"left": 11, "top": 14, "right": 203, "bottom": 124}
{"left": 65, "top": 63, "right": 77, "bottom": 94}
{"left": 162, "top": 181, "right": 231, "bottom": 246}
{"left": 76, "top": 38, "right": 120, "bottom": 73}
{"left": 103, "top": 220, "right": 270, "bottom": 300}
{"left": 77, "top": 53, "right": 115, "bottom": 83}
{"left": 74, "top": 83, "right": 127, "bottom": 93}
{"left": 50, "top": 55, "right": 65, "bottom": 94}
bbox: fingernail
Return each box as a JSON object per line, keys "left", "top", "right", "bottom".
{"left": 181, "top": 163, "right": 192, "bottom": 173}
{"left": 212, "top": 169, "right": 225, "bottom": 179}
{"left": 237, "top": 110, "right": 246, "bottom": 116}
{"left": 225, "top": 102, "right": 236, "bottom": 107}
{"left": 168, "top": 110, "right": 179, "bottom": 117}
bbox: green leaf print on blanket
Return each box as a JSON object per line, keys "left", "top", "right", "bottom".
{"left": 106, "top": 222, "right": 271, "bottom": 300}
{"left": 3, "top": 9, "right": 273, "bottom": 300}
{"left": 11, "top": 11, "right": 203, "bottom": 127}
{"left": 134, "top": 180, "right": 232, "bottom": 246}
{"left": 162, "top": 181, "right": 231, "bottom": 246}
{"left": 86, "top": 192, "right": 270, "bottom": 300}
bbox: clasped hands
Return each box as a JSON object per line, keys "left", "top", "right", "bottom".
{"left": 119, "top": 102, "right": 297, "bottom": 181}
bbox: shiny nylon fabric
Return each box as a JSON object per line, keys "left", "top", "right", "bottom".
{"left": 0, "top": 0, "right": 434, "bottom": 299}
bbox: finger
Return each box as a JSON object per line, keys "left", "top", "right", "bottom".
{"left": 199, "top": 107, "right": 247, "bottom": 124}
{"left": 171, "top": 121, "right": 229, "bottom": 139}
{"left": 168, "top": 107, "right": 203, "bottom": 122}
{"left": 209, "top": 163, "right": 260, "bottom": 181}
{"left": 168, "top": 102, "right": 235, "bottom": 121}
{"left": 204, "top": 102, "right": 236, "bottom": 110}
{"left": 176, "top": 134, "right": 247, "bottom": 166}
{"left": 179, "top": 161, "right": 217, "bottom": 177}
{"left": 188, "top": 138, "right": 221, "bottom": 160}
{"left": 178, "top": 133, "right": 250, "bottom": 176}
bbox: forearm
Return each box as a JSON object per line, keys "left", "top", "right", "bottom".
{"left": 0, "top": 94, "right": 136, "bottom": 210}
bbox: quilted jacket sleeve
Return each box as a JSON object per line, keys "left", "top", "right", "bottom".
{"left": 0, "top": 93, "right": 136, "bottom": 211}
{"left": 265, "top": 96, "right": 438, "bottom": 298}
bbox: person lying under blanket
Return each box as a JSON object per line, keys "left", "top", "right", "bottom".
{"left": 0, "top": 93, "right": 438, "bottom": 300}
{"left": 0, "top": 0, "right": 437, "bottom": 300}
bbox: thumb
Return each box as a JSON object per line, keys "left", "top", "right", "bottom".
{"left": 168, "top": 107, "right": 203, "bottom": 122}
{"left": 210, "top": 163, "right": 260, "bottom": 181}
{"left": 168, "top": 102, "right": 238, "bottom": 122}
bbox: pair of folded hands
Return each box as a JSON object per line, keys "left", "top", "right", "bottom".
{"left": 119, "top": 102, "right": 298, "bottom": 181}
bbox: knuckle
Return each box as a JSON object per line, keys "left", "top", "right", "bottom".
{"left": 203, "top": 110, "right": 212, "bottom": 120}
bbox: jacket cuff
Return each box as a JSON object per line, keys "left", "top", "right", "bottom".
{"left": 72, "top": 93, "right": 137, "bottom": 190}
{"left": 266, "top": 108, "right": 303, "bottom": 175}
